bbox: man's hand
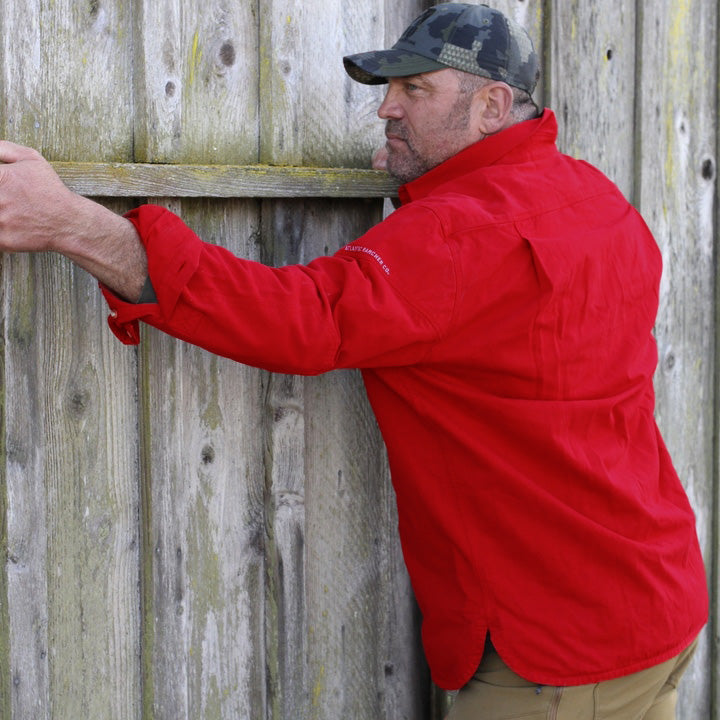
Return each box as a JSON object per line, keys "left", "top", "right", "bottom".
{"left": 0, "top": 141, "right": 79, "bottom": 253}
{"left": 0, "top": 141, "right": 148, "bottom": 302}
{"left": 372, "top": 146, "right": 389, "bottom": 172}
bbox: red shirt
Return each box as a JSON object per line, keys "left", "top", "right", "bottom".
{"left": 103, "top": 109, "right": 708, "bottom": 690}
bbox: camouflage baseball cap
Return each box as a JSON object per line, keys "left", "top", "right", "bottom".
{"left": 343, "top": 3, "right": 538, "bottom": 94}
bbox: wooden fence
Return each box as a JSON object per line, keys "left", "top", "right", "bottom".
{"left": 0, "top": 1, "right": 717, "bottom": 718}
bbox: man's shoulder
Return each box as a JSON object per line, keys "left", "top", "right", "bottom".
{"left": 425, "top": 152, "right": 627, "bottom": 232}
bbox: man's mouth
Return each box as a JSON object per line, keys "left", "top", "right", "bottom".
{"left": 385, "top": 121, "right": 408, "bottom": 145}
{"left": 386, "top": 136, "right": 407, "bottom": 149}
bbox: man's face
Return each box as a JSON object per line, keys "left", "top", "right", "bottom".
{"left": 377, "top": 68, "right": 484, "bottom": 184}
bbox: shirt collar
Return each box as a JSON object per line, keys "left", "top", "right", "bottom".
{"left": 398, "top": 108, "right": 558, "bottom": 205}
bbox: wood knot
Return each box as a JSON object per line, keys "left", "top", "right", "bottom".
{"left": 201, "top": 445, "right": 215, "bottom": 464}
{"left": 701, "top": 158, "right": 714, "bottom": 181}
{"left": 68, "top": 389, "right": 91, "bottom": 417}
{"left": 219, "top": 42, "right": 236, "bottom": 67}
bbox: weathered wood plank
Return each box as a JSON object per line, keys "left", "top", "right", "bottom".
{"left": 0, "top": 3, "right": 53, "bottom": 714}
{"left": 258, "top": 1, "right": 431, "bottom": 718}
{"left": 3, "top": 234, "right": 141, "bottom": 720}
{"left": 303, "top": 329, "right": 426, "bottom": 719}
{"left": 133, "top": 0, "right": 258, "bottom": 164}
{"left": 139, "top": 199, "right": 267, "bottom": 720}
{"left": 0, "top": 0, "right": 134, "bottom": 160}
{"left": 259, "top": 1, "right": 387, "bottom": 169}
{"left": 51, "top": 162, "right": 399, "bottom": 198}
{"left": 636, "top": 3, "right": 717, "bottom": 718}
{"left": 0, "top": 259, "right": 9, "bottom": 720}
{"left": 134, "top": 2, "right": 268, "bottom": 717}
{"left": 42, "top": 230, "right": 141, "bottom": 720}
{"left": 1, "top": 0, "right": 141, "bottom": 718}
{"left": 3, "top": 253, "right": 51, "bottom": 719}
{"left": 549, "top": 0, "right": 637, "bottom": 199}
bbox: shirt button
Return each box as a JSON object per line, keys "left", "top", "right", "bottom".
{"left": 110, "top": 310, "right": 118, "bottom": 318}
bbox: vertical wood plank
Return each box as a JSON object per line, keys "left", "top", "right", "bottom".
{"left": 3, "top": 225, "right": 141, "bottom": 720}
{"left": 139, "top": 200, "right": 267, "bottom": 720}
{"left": 258, "top": 2, "right": 431, "bottom": 718}
{"left": 1, "top": 0, "right": 134, "bottom": 159}
{"left": 43, "top": 237, "right": 141, "bottom": 720}
{"left": 262, "top": 359, "right": 307, "bottom": 720}
{"left": 1, "top": 0, "right": 141, "bottom": 717}
{"left": 3, "top": 254, "right": 51, "bottom": 719}
{"left": 0, "top": 259, "right": 9, "bottom": 720}
{"left": 636, "top": 3, "right": 717, "bottom": 718}
{"left": 135, "top": 1, "right": 268, "bottom": 717}
{"left": 134, "top": 0, "right": 258, "bottom": 164}
{"left": 549, "top": 0, "right": 637, "bottom": 199}
{"left": 259, "top": 0, "right": 388, "bottom": 168}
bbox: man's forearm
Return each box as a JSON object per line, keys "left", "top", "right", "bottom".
{"left": 58, "top": 193, "right": 148, "bottom": 302}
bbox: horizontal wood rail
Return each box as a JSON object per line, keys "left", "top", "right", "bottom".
{"left": 51, "top": 162, "right": 399, "bottom": 198}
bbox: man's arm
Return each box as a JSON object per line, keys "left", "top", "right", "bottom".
{"left": 0, "top": 141, "right": 147, "bottom": 302}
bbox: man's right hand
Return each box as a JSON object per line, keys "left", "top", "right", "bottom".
{"left": 0, "top": 141, "right": 82, "bottom": 254}
{"left": 372, "top": 145, "right": 389, "bottom": 172}
{"left": 0, "top": 140, "right": 149, "bottom": 302}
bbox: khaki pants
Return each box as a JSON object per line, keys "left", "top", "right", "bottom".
{"left": 447, "top": 638, "right": 698, "bottom": 720}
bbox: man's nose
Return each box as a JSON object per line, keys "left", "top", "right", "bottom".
{"left": 377, "top": 86, "right": 403, "bottom": 119}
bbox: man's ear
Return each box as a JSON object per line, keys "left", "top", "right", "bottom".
{"left": 474, "top": 82, "right": 514, "bottom": 135}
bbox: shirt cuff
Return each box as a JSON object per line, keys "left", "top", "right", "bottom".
{"left": 101, "top": 204, "right": 203, "bottom": 345}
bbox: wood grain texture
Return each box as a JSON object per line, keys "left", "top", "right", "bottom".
{"left": 139, "top": 199, "right": 267, "bottom": 720}
{"left": 3, "top": 222, "right": 141, "bottom": 720}
{"left": 133, "top": 2, "right": 269, "bottom": 717}
{"left": 42, "top": 237, "right": 141, "bottom": 720}
{"left": 134, "top": 0, "right": 258, "bottom": 164}
{"left": 549, "top": 0, "right": 637, "bottom": 199}
{"left": 51, "top": 162, "right": 399, "bottom": 198}
{"left": 259, "top": 0, "right": 388, "bottom": 168}
{"left": 0, "top": 0, "right": 141, "bottom": 717}
{"left": 3, "top": 253, "right": 52, "bottom": 719}
{"left": 635, "top": 3, "right": 717, "bottom": 718}
{"left": 0, "top": 0, "right": 134, "bottom": 160}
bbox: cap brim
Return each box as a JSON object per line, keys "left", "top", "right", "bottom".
{"left": 343, "top": 50, "right": 447, "bottom": 85}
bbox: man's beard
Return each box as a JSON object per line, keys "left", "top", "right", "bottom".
{"left": 383, "top": 119, "right": 431, "bottom": 184}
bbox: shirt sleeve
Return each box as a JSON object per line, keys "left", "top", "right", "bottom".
{"left": 101, "top": 203, "right": 457, "bottom": 375}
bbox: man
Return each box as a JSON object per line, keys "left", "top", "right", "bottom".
{"left": 0, "top": 4, "right": 707, "bottom": 719}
